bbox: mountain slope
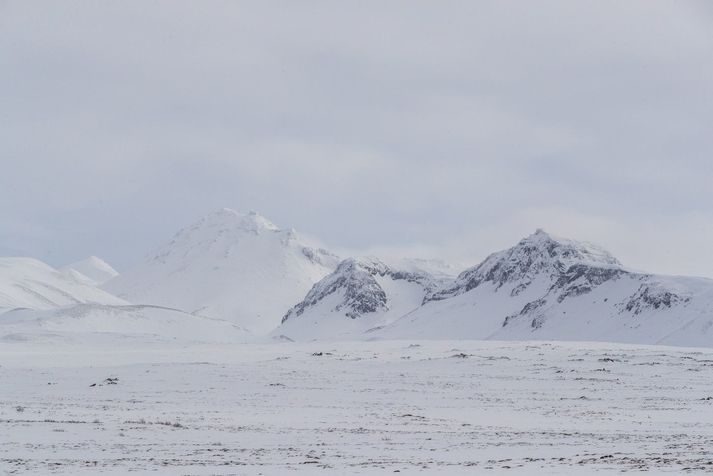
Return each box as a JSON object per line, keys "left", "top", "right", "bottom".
{"left": 61, "top": 256, "right": 119, "bottom": 286}
{"left": 0, "top": 303, "right": 251, "bottom": 345}
{"left": 276, "top": 257, "right": 451, "bottom": 340}
{"left": 0, "top": 257, "right": 126, "bottom": 313}
{"left": 104, "top": 209, "right": 339, "bottom": 333}
{"left": 377, "top": 230, "right": 713, "bottom": 347}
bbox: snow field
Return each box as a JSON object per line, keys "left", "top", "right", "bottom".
{"left": 2, "top": 340, "right": 713, "bottom": 474}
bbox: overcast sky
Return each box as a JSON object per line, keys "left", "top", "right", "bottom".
{"left": 1, "top": 1, "right": 713, "bottom": 276}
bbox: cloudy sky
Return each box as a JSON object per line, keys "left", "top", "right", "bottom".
{"left": 1, "top": 1, "right": 712, "bottom": 276}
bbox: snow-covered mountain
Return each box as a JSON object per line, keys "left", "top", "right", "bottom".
{"left": 7, "top": 219, "right": 711, "bottom": 347}
{"left": 104, "top": 209, "right": 339, "bottom": 333}
{"left": 60, "top": 256, "right": 119, "bottom": 286}
{"left": 276, "top": 257, "right": 452, "bottom": 340}
{"left": 0, "top": 257, "right": 126, "bottom": 314}
{"left": 0, "top": 303, "right": 251, "bottom": 345}
{"left": 377, "top": 230, "right": 713, "bottom": 347}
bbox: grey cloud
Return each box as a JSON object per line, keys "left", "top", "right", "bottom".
{"left": 1, "top": 0, "right": 712, "bottom": 277}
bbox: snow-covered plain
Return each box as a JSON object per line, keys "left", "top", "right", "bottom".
{"left": 2, "top": 339, "right": 713, "bottom": 475}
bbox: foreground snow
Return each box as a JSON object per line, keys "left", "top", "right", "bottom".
{"left": 2, "top": 340, "right": 713, "bottom": 474}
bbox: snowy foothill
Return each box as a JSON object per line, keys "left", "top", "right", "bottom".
{"left": 0, "top": 304, "right": 252, "bottom": 346}
{"left": 0, "top": 257, "right": 126, "bottom": 314}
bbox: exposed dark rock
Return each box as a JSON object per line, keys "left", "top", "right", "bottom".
{"left": 623, "top": 285, "right": 690, "bottom": 315}
{"left": 428, "top": 229, "right": 622, "bottom": 303}
{"left": 282, "top": 258, "right": 445, "bottom": 323}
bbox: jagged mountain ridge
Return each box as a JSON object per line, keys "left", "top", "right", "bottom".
{"left": 104, "top": 208, "right": 339, "bottom": 333}
{"left": 428, "top": 229, "right": 622, "bottom": 302}
{"left": 377, "top": 230, "right": 713, "bottom": 347}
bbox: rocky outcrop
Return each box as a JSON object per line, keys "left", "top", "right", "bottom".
{"left": 282, "top": 258, "right": 446, "bottom": 323}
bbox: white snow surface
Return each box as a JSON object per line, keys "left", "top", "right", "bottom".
{"left": 2, "top": 339, "right": 713, "bottom": 474}
{"left": 0, "top": 303, "right": 251, "bottom": 345}
{"left": 60, "top": 256, "right": 119, "bottom": 286}
{"left": 104, "top": 209, "right": 339, "bottom": 334}
{"left": 0, "top": 257, "right": 126, "bottom": 314}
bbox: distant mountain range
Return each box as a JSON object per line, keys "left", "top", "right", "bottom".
{"left": 2, "top": 209, "right": 713, "bottom": 347}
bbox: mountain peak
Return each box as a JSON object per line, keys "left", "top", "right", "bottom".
{"left": 488, "top": 229, "right": 621, "bottom": 272}
{"left": 279, "top": 255, "right": 448, "bottom": 339}
{"left": 515, "top": 230, "right": 621, "bottom": 268}
{"left": 60, "top": 255, "right": 119, "bottom": 286}
{"left": 428, "top": 231, "right": 622, "bottom": 302}
{"left": 200, "top": 208, "right": 279, "bottom": 233}
{"left": 84, "top": 255, "right": 116, "bottom": 269}
{"left": 146, "top": 209, "right": 285, "bottom": 265}
{"left": 527, "top": 228, "right": 551, "bottom": 240}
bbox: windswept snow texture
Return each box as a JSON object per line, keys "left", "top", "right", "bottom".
{"left": 60, "top": 256, "right": 119, "bottom": 286}
{"left": 0, "top": 304, "right": 251, "bottom": 345}
{"left": 104, "top": 209, "right": 339, "bottom": 334}
{"left": 0, "top": 257, "right": 126, "bottom": 314}
{"left": 379, "top": 230, "right": 713, "bottom": 347}
{"left": 3, "top": 340, "right": 713, "bottom": 474}
{"left": 278, "top": 257, "right": 450, "bottom": 340}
